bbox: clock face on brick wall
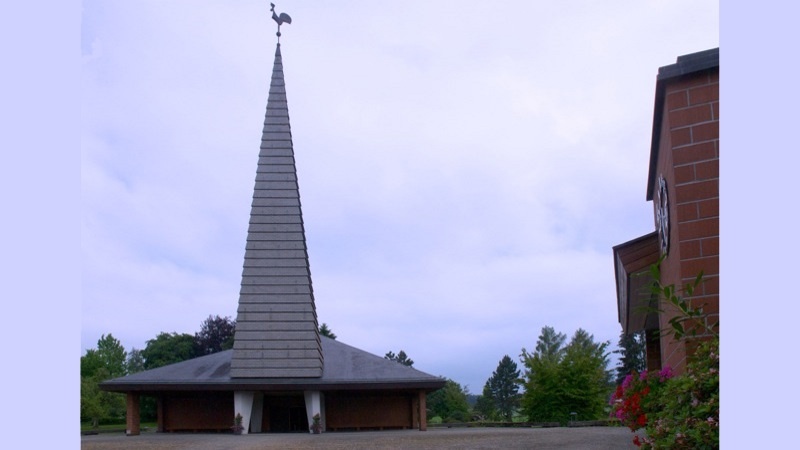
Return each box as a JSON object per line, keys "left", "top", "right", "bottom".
{"left": 656, "top": 174, "right": 670, "bottom": 255}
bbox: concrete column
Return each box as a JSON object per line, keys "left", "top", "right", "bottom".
{"left": 418, "top": 390, "right": 427, "bottom": 431}
{"left": 125, "top": 392, "right": 140, "bottom": 436}
{"left": 320, "top": 393, "right": 326, "bottom": 430}
{"left": 304, "top": 390, "right": 323, "bottom": 433}
{"left": 234, "top": 391, "right": 255, "bottom": 434}
{"left": 250, "top": 392, "right": 264, "bottom": 433}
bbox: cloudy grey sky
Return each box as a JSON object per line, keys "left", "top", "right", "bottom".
{"left": 81, "top": 0, "right": 719, "bottom": 392}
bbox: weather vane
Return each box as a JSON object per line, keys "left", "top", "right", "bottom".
{"left": 270, "top": 3, "right": 292, "bottom": 43}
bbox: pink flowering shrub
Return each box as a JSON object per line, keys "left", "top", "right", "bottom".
{"left": 620, "top": 262, "right": 719, "bottom": 448}
{"left": 610, "top": 367, "right": 673, "bottom": 432}
{"left": 637, "top": 339, "right": 719, "bottom": 449}
{"left": 612, "top": 339, "right": 719, "bottom": 449}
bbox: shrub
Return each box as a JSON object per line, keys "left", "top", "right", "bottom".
{"left": 610, "top": 367, "right": 674, "bottom": 431}
{"left": 611, "top": 338, "right": 719, "bottom": 449}
{"left": 614, "top": 260, "right": 720, "bottom": 448}
{"left": 637, "top": 339, "right": 719, "bottom": 449}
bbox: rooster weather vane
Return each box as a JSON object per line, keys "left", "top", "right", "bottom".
{"left": 270, "top": 3, "right": 292, "bottom": 43}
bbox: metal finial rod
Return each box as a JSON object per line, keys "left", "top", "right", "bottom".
{"left": 270, "top": 2, "right": 292, "bottom": 43}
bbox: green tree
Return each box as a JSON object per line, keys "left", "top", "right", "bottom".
{"left": 613, "top": 331, "right": 646, "bottom": 385}
{"left": 194, "top": 315, "right": 236, "bottom": 355}
{"left": 520, "top": 326, "right": 612, "bottom": 424}
{"left": 96, "top": 333, "right": 127, "bottom": 378}
{"left": 528, "top": 325, "right": 566, "bottom": 362}
{"left": 520, "top": 349, "right": 564, "bottom": 422}
{"left": 519, "top": 326, "right": 567, "bottom": 422}
{"left": 384, "top": 350, "right": 414, "bottom": 367}
{"left": 319, "top": 323, "right": 337, "bottom": 340}
{"left": 80, "top": 375, "right": 104, "bottom": 427}
{"left": 559, "top": 329, "right": 612, "bottom": 421}
{"left": 124, "top": 348, "right": 158, "bottom": 421}
{"left": 473, "top": 381, "right": 498, "bottom": 421}
{"left": 427, "top": 379, "right": 471, "bottom": 422}
{"left": 80, "top": 334, "right": 127, "bottom": 427}
{"left": 81, "top": 349, "right": 103, "bottom": 378}
{"left": 141, "top": 332, "right": 197, "bottom": 369}
{"left": 486, "top": 355, "right": 521, "bottom": 421}
{"left": 126, "top": 348, "right": 145, "bottom": 374}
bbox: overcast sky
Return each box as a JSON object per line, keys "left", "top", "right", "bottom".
{"left": 81, "top": 0, "right": 719, "bottom": 392}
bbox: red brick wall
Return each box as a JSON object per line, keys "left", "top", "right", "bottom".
{"left": 655, "top": 67, "right": 719, "bottom": 374}
{"left": 126, "top": 393, "right": 140, "bottom": 435}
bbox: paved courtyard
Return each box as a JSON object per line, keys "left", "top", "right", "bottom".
{"left": 82, "top": 426, "right": 643, "bottom": 449}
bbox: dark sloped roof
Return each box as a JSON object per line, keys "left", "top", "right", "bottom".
{"left": 100, "top": 337, "right": 446, "bottom": 392}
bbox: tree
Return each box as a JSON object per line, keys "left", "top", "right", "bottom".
{"left": 95, "top": 333, "right": 127, "bottom": 379}
{"left": 523, "top": 325, "right": 566, "bottom": 363}
{"left": 80, "top": 334, "right": 127, "bottom": 427}
{"left": 384, "top": 350, "right": 414, "bottom": 367}
{"left": 519, "top": 326, "right": 567, "bottom": 422}
{"left": 141, "top": 332, "right": 197, "bottom": 369}
{"left": 194, "top": 315, "right": 236, "bottom": 355}
{"left": 80, "top": 375, "right": 104, "bottom": 427}
{"left": 559, "top": 329, "right": 613, "bottom": 421}
{"left": 81, "top": 349, "right": 103, "bottom": 378}
{"left": 520, "top": 326, "right": 612, "bottom": 424}
{"left": 520, "top": 348, "right": 564, "bottom": 422}
{"left": 473, "top": 381, "right": 498, "bottom": 421}
{"left": 613, "top": 331, "right": 646, "bottom": 385}
{"left": 126, "top": 348, "right": 145, "bottom": 374}
{"left": 486, "top": 355, "right": 521, "bottom": 421}
{"left": 123, "top": 347, "right": 158, "bottom": 420}
{"left": 427, "top": 378, "right": 471, "bottom": 422}
{"left": 319, "top": 323, "right": 337, "bottom": 340}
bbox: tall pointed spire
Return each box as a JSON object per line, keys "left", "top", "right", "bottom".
{"left": 230, "top": 42, "right": 323, "bottom": 378}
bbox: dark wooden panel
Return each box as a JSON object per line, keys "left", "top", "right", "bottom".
{"left": 162, "top": 392, "right": 232, "bottom": 432}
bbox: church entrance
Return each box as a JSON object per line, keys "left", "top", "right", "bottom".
{"left": 261, "top": 394, "right": 309, "bottom": 433}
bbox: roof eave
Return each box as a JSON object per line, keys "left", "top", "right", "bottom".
{"left": 100, "top": 379, "right": 447, "bottom": 393}
{"left": 612, "top": 231, "right": 660, "bottom": 334}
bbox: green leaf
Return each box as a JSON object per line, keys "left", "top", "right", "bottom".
{"left": 694, "top": 270, "right": 704, "bottom": 286}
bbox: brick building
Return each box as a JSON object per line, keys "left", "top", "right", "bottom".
{"left": 613, "top": 48, "right": 719, "bottom": 375}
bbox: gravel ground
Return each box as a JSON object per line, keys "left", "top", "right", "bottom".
{"left": 82, "top": 427, "right": 643, "bottom": 449}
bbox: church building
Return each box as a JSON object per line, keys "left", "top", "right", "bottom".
{"left": 101, "top": 14, "right": 445, "bottom": 435}
{"left": 612, "top": 48, "right": 719, "bottom": 375}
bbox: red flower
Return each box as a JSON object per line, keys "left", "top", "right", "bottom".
{"left": 614, "top": 385, "right": 624, "bottom": 399}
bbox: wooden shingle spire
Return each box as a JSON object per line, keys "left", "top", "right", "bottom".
{"left": 230, "top": 43, "right": 323, "bottom": 378}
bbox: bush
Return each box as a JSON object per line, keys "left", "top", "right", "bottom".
{"left": 610, "top": 366, "right": 674, "bottom": 431}
{"left": 611, "top": 338, "right": 719, "bottom": 449}
{"left": 638, "top": 339, "right": 719, "bottom": 449}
